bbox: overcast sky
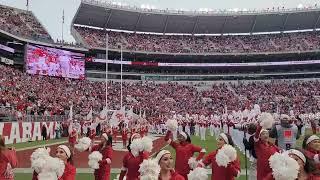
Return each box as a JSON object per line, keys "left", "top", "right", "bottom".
{"left": 0, "top": 0, "right": 318, "bottom": 42}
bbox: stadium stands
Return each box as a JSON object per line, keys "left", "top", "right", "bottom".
{"left": 0, "top": 5, "right": 52, "bottom": 43}
{"left": 1, "top": 64, "right": 319, "bottom": 121}
{"left": 75, "top": 26, "right": 320, "bottom": 54}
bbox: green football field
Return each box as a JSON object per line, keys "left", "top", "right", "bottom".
{"left": 13, "top": 128, "right": 315, "bottom": 180}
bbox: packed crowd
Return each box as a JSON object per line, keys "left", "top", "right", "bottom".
{"left": 75, "top": 26, "right": 320, "bottom": 54}
{"left": 1, "top": 64, "right": 320, "bottom": 121}
{"left": 0, "top": 5, "right": 52, "bottom": 42}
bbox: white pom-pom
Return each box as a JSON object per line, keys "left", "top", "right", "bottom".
{"left": 269, "top": 152, "right": 299, "bottom": 180}
{"left": 216, "top": 149, "right": 230, "bottom": 167}
{"left": 38, "top": 172, "right": 57, "bottom": 180}
{"left": 31, "top": 158, "right": 46, "bottom": 173}
{"left": 139, "top": 159, "right": 160, "bottom": 179}
{"left": 88, "top": 151, "right": 103, "bottom": 169}
{"left": 141, "top": 136, "right": 153, "bottom": 152}
{"left": 188, "top": 157, "right": 198, "bottom": 170}
{"left": 31, "top": 148, "right": 50, "bottom": 161}
{"left": 187, "top": 167, "right": 208, "bottom": 180}
{"left": 166, "top": 119, "right": 178, "bottom": 131}
{"left": 259, "top": 112, "right": 274, "bottom": 129}
{"left": 222, "top": 144, "right": 237, "bottom": 162}
{"left": 31, "top": 148, "right": 51, "bottom": 173}
{"left": 75, "top": 137, "right": 92, "bottom": 152}
{"left": 130, "top": 138, "right": 144, "bottom": 157}
{"left": 48, "top": 158, "right": 65, "bottom": 178}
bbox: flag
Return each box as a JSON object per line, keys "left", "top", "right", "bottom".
{"left": 110, "top": 106, "right": 125, "bottom": 127}
{"left": 99, "top": 106, "right": 108, "bottom": 120}
{"left": 143, "top": 110, "right": 146, "bottom": 119}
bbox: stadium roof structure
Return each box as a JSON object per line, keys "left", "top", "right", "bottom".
{"left": 73, "top": 0, "right": 320, "bottom": 34}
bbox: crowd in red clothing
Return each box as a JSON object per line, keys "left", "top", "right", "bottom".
{"left": 75, "top": 26, "right": 320, "bottom": 54}
{"left": 1, "top": 65, "right": 320, "bottom": 121}
{"left": 0, "top": 5, "right": 52, "bottom": 43}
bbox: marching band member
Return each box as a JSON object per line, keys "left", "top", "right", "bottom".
{"left": 198, "top": 133, "right": 241, "bottom": 180}
{"left": 68, "top": 128, "right": 78, "bottom": 154}
{"left": 89, "top": 128, "right": 96, "bottom": 142}
{"left": 90, "top": 133, "right": 113, "bottom": 180}
{"left": 165, "top": 130, "right": 205, "bottom": 179}
{"left": 156, "top": 150, "right": 185, "bottom": 180}
{"left": 119, "top": 133, "right": 149, "bottom": 180}
{"left": 0, "top": 135, "right": 18, "bottom": 180}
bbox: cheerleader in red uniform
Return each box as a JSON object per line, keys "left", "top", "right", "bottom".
{"left": 165, "top": 131, "right": 206, "bottom": 179}
{"left": 199, "top": 133, "right": 240, "bottom": 180}
{"left": 156, "top": 150, "right": 185, "bottom": 180}
{"left": 0, "top": 135, "right": 18, "bottom": 180}
{"left": 112, "top": 127, "right": 118, "bottom": 143}
{"left": 121, "top": 128, "right": 129, "bottom": 149}
{"left": 302, "top": 135, "right": 320, "bottom": 174}
{"left": 32, "top": 145, "right": 76, "bottom": 180}
{"left": 264, "top": 149, "right": 320, "bottom": 180}
{"left": 90, "top": 133, "right": 113, "bottom": 180}
{"left": 119, "top": 133, "right": 149, "bottom": 180}
{"left": 68, "top": 128, "right": 78, "bottom": 154}
{"left": 254, "top": 124, "right": 280, "bottom": 180}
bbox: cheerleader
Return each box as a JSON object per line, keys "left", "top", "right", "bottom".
{"left": 302, "top": 135, "right": 320, "bottom": 174}
{"left": 264, "top": 149, "right": 320, "bottom": 180}
{"left": 156, "top": 150, "right": 185, "bottom": 180}
{"left": 90, "top": 133, "right": 113, "bottom": 180}
{"left": 32, "top": 145, "right": 76, "bottom": 180}
{"left": 119, "top": 133, "right": 149, "bottom": 180}
{"left": 68, "top": 128, "right": 78, "bottom": 154}
{"left": 254, "top": 124, "right": 280, "bottom": 180}
{"left": 121, "top": 127, "right": 129, "bottom": 149}
{"left": 199, "top": 133, "right": 240, "bottom": 180}
{"left": 112, "top": 127, "right": 118, "bottom": 143}
{"left": 0, "top": 135, "right": 18, "bottom": 180}
{"left": 165, "top": 131, "right": 206, "bottom": 179}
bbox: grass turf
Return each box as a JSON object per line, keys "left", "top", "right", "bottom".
{"left": 8, "top": 138, "right": 67, "bottom": 150}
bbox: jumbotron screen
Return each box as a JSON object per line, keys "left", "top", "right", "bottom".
{"left": 25, "top": 44, "right": 85, "bottom": 79}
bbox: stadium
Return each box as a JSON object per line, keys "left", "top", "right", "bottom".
{"left": 1, "top": 0, "right": 320, "bottom": 180}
